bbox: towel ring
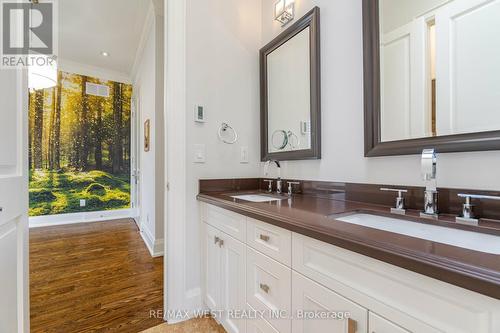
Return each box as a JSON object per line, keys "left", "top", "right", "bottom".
{"left": 218, "top": 122, "right": 238, "bottom": 144}
{"left": 286, "top": 130, "right": 300, "bottom": 149}
{"left": 272, "top": 130, "right": 289, "bottom": 150}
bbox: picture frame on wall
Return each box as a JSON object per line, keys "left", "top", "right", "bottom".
{"left": 144, "top": 119, "right": 151, "bottom": 152}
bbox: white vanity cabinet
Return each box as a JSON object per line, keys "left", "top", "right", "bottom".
{"left": 369, "top": 313, "right": 410, "bottom": 333}
{"left": 204, "top": 223, "right": 223, "bottom": 311}
{"left": 203, "top": 222, "right": 247, "bottom": 333}
{"left": 246, "top": 247, "right": 292, "bottom": 332}
{"left": 201, "top": 203, "right": 500, "bottom": 333}
{"left": 291, "top": 272, "right": 368, "bottom": 333}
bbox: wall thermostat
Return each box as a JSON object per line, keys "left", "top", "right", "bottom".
{"left": 194, "top": 105, "right": 205, "bottom": 123}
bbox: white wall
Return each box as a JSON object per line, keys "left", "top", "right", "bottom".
{"left": 260, "top": 0, "right": 500, "bottom": 191}
{"left": 134, "top": 4, "right": 165, "bottom": 256}
{"left": 183, "top": 0, "right": 262, "bottom": 308}
{"left": 380, "top": 0, "right": 449, "bottom": 33}
{"left": 167, "top": 0, "right": 500, "bottom": 317}
{"left": 58, "top": 59, "right": 131, "bottom": 84}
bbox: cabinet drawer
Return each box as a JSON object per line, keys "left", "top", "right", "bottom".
{"left": 203, "top": 204, "right": 247, "bottom": 242}
{"left": 247, "top": 316, "right": 280, "bottom": 333}
{"left": 292, "top": 233, "right": 478, "bottom": 333}
{"left": 246, "top": 248, "right": 291, "bottom": 333}
{"left": 246, "top": 303, "right": 279, "bottom": 333}
{"left": 369, "top": 312, "right": 410, "bottom": 333}
{"left": 247, "top": 218, "right": 291, "bottom": 266}
{"left": 292, "top": 272, "right": 368, "bottom": 333}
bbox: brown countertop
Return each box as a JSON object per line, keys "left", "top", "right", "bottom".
{"left": 197, "top": 190, "right": 500, "bottom": 300}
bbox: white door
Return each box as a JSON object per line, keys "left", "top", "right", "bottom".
{"left": 291, "top": 272, "right": 368, "bottom": 333}
{"left": 131, "top": 94, "right": 141, "bottom": 224}
{"left": 220, "top": 234, "right": 246, "bottom": 333}
{"left": 369, "top": 312, "right": 410, "bottom": 333}
{"left": 380, "top": 22, "right": 413, "bottom": 142}
{"left": 435, "top": 0, "right": 500, "bottom": 135}
{"left": 0, "top": 69, "right": 29, "bottom": 333}
{"left": 380, "top": 19, "right": 428, "bottom": 141}
{"left": 204, "top": 223, "right": 222, "bottom": 311}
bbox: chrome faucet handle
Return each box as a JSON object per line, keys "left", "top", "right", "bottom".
{"left": 263, "top": 180, "right": 273, "bottom": 193}
{"left": 456, "top": 193, "right": 500, "bottom": 226}
{"left": 380, "top": 188, "right": 408, "bottom": 215}
{"left": 287, "top": 182, "right": 300, "bottom": 196}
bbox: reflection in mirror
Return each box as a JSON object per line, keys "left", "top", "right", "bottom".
{"left": 379, "top": 0, "right": 500, "bottom": 142}
{"left": 267, "top": 27, "right": 311, "bottom": 153}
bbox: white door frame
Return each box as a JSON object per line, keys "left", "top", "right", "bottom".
{"left": 164, "top": 0, "right": 190, "bottom": 322}
{"left": 131, "top": 90, "right": 141, "bottom": 226}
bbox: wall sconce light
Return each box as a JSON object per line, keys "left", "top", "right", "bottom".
{"left": 274, "top": 0, "right": 295, "bottom": 27}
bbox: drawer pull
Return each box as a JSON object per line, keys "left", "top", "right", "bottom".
{"left": 214, "top": 236, "right": 220, "bottom": 244}
{"left": 348, "top": 318, "right": 357, "bottom": 333}
{"left": 259, "top": 283, "right": 270, "bottom": 293}
{"left": 259, "top": 234, "right": 270, "bottom": 242}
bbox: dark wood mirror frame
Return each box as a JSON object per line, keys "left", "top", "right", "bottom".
{"left": 363, "top": 0, "right": 500, "bottom": 157}
{"left": 260, "top": 7, "right": 321, "bottom": 161}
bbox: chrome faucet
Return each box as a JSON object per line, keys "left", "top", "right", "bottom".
{"left": 380, "top": 188, "right": 408, "bottom": 215}
{"left": 264, "top": 160, "right": 282, "bottom": 194}
{"left": 420, "top": 149, "right": 438, "bottom": 219}
{"left": 456, "top": 193, "right": 500, "bottom": 226}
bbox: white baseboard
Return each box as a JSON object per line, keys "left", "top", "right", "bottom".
{"left": 140, "top": 226, "right": 164, "bottom": 257}
{"left": 165, "top": 306, "right": 209, "bottom": 325}
{"left": 29, "top": 208, "right": 138, "bottom": 228}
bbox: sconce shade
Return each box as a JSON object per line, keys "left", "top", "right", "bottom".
{"left": 274, "top": 0, "right": 295, "bottom": 26}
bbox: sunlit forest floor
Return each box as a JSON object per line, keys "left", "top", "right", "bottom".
{"left": 29, "top": 170, "right": 130, "bottom": 216}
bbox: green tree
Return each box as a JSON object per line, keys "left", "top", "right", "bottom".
{"left": 33, "top": 89, "right": 44, "bottom": 169}
{"left": 112, "top": 82, "right": 123, "bottom": 173}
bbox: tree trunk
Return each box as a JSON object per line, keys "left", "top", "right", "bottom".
{"left": 33, "top": 89, "right": 44, "bottom": 169}
{"left": 80, "top": 75, "right": 90, "bottom": 170}
{"left": 71, "top": 78, "right": 81, "bottom": 168}
{"left": 47, "top": 87, "right": 56, "bottom": 170}
{"left": 53, "top": 71, "right": 62, "bottom": 170}
{"left": 95, "top": 100, "right": 103, "bottom": 170}
{"left": 112, "top": 82, "right": 123, "bottom": 174}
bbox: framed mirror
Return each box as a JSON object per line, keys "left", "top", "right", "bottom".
{"left": 363, "top": 0, "right": 500, "bottom": 156}
{"left": 261, "top": 7, "right": 321, "bottom": 161}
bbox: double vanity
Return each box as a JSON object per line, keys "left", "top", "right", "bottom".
{"left": 197, "top": 0, "right": 500, "bottom": 332}
{"left": 198, "top": 178, "right": 500, "bottom": 333}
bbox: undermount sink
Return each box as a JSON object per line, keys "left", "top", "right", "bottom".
{"left": 230, "top": 194, "right": 285, "bottom": 203}
{"left": 336, "top": 213, "right": 500, "bottom": 255}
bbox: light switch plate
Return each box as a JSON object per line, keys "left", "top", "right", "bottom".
{"left": 194, "top": 144, "right": 206, "bottom": 163}
{"left": 300, "top": 120, "right": 311, "bottom": 134}
{"left": 240, "top": 146, "right": 249, "bottom": 163}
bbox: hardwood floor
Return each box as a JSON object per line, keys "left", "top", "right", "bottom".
{"left": 141, "top": 319, "right": 226, "bottom": 333}
{"left": 30, "top": 219, "right": 164, "bottom": 333}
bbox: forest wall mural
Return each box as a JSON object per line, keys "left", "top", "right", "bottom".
{"left": 29, "top": 71, "right": 132, "bottom": 217}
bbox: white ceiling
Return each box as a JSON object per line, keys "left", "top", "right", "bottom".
{"left": 58, "top": 0, "right": 151, "bottom": 76}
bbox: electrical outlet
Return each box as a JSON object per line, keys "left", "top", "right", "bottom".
{"left": 80, "top": 199, "right": 86, "bottom": 207}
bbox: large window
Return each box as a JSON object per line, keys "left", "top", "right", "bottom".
{"left": 29, "top": 71, "right": 132, "bottom": 217}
